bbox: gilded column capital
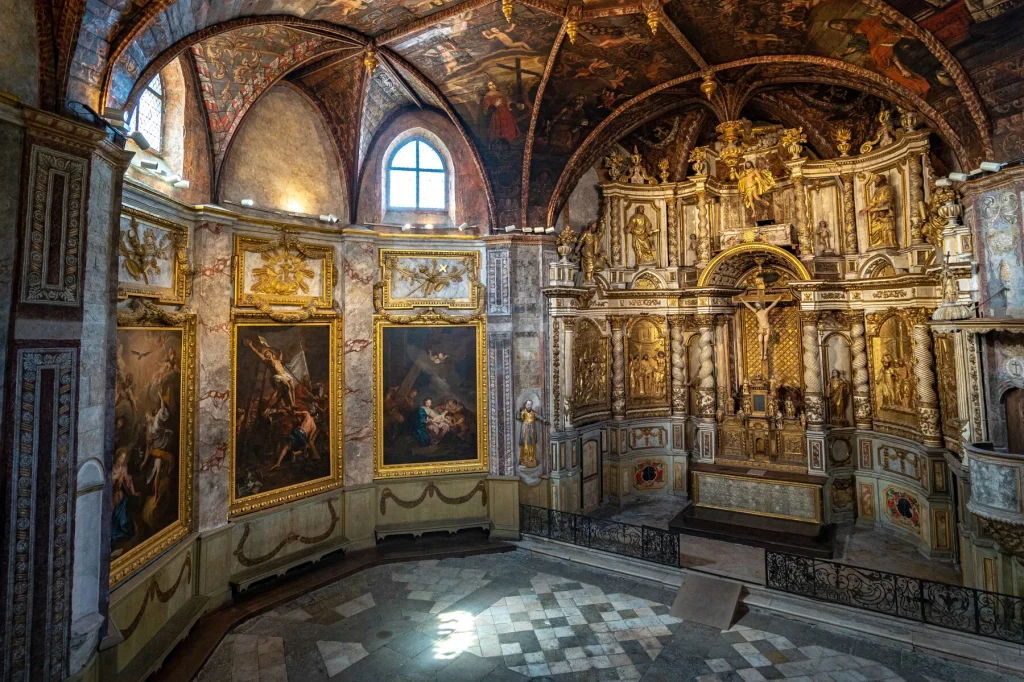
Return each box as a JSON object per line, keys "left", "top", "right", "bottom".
{"left": 562, "top": 316, "right": 577, "bottom": 330}
{"left": 608, "top": 314, "right": 629, "bottom": 330}
{"left": 666, "top": 313, "right": 688, "bottom": 329}
{"left": 800, "top": 310, "right": 819, "bottom": 326}
{"left": 693, "top": 313, "right": 715, "bottom": 328}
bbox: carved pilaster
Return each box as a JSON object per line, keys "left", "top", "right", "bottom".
{"left": 801, "top": 311, "right": 823, "bottom": 424}
{"left": 842, "top": 173, "right": 858, "bottom": 255}
{"left": 609, "top": 315, "right": 627, "bottom": 419}
{"left": 695, "top": 313, "right": 717, "bottom": 417}
{"left": 696, "top": 189, "right": 710, "bottom": 266}
{"left": 908, "top": 153, "right": 925, "bottom": 246}
{"left": 788, "top": 160, "right": 811, "bottom": 258}
{"left": 913, "top": 323, "right": 942, "bottom": 446}
{"left": 552, "top": 318, "right": 562, "bottom": 428}
{"left": 850, "top": 313, "right": 872, "bottom": 428}
{"left": 667, "top": 197, "right": 679, "bottom": 268}
{"left": 668, "top": 315, "right": 688, "bottom": 416}
{"left": 562, "top": 318, "right": 575, "bottom": 429}
{"left": 610, "top": 196, "right": 623, "bottom": 266}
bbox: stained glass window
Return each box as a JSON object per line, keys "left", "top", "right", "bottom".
{"left": 388, "top": 139, "right": 446, "bottom": 210}
{"left": 129, "top": 74, "right": 163, "bottom": 153}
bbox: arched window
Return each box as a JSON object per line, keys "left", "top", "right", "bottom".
{"left": 388, "top": 139, "right": 446, "bottom": 210}
{"left": 129, "top": 74, "right": 163, "bottom": 153}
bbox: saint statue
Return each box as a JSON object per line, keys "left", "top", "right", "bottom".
{"left": 574, "top": 220, "right": 607, "bottom": 283}
{"left": 625, "top": 205, "right": 659, "bottom": 265}
{"left": 816, "top": 220, "right": 833, "bottom": 254}
{"left": 739, "top": 296, "right": 782, "bottom": 361}
{"left": 516, "top": 400, "right": 539, "bottom": 468}
{"left": 828, "top": 369, "right": 850, "bottom": 426}
{"left": 863, "top": 174, "right": 898, "bottom": 249}
{"left": 737, "top": 159, "right": 775, "bottom": 221}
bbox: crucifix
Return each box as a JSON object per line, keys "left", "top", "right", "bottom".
{"left": 731, "top": 267, "right": 794, "bottom": 373}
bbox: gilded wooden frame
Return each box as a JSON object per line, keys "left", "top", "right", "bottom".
{"left": 373, "top": 314, "right": 489, "bottom": 478}
{"left": 378, "top": 249, "right": 481, "bottom": 310}
{"left": 117, "top": 207, "right": 190, "bottom": 305}
{"left": 111, "top": 308, "right": 196, "bottom": 587}
{"left": 233, "top": 232, "right": 335, "bottom": 309}
{"left": 229, "top": 311, "right": 344, "bottom": 516}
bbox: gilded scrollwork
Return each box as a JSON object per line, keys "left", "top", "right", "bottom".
{"left": 234, "top": 230, "right": 334, "bottom": 308}
{"left": 118, "top": 208, "right": 191, "bottom": 305}
{"left": 380, "top": 249, "right": 480, "bottom": 310}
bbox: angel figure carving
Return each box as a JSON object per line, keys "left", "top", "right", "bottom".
{"left": 120, "top": 218, "right": 172, "bottom": 285}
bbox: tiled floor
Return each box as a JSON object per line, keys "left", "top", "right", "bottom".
{"left": 587, "top": 497, "right": 961, "bottom": 586}
{"left": 196, "top": 550, "right": 1013, "bottom": 681}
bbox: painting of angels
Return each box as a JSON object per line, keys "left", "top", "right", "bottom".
{"left": 232, "top": 320, "right": 341, "bottom": 511}
{"left": 376, "top": 320, "right": 488, "bottom": 476}
{"left": 111, "top": 322, "right": 194, "bottom": 585}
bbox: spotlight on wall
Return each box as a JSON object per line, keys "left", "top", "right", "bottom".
{"left": 173, "top": 179, "right": 190, "bottom": 189}
{"left": 68, "top": 101, "right": 150, "bottom": 149}
{"left": 934, "top": 177, "right": 952, "bottom": 187}
{"left": 240, "top": 199, "right": 255, "bottom": 207}
{"left": 545, "top": 226, "right": 555, "bottom": 234}
{"left": 402, "top": 223, "right": 412, "bottom": 231}
{"left": 140, "top": 160, "right": 159, "bottom": 170}
{"left": 424, "top": 223, "right": 434, "bottom": 230}
{"left": 979, "top": 161, "right": 1004, "bottom": 173}
{"left": 504, "top": 225, "right": 516, "bottom": 232}
{"left": 947, "top": 172, "right": 969, "bottom": 182}
{"left": 457, "top": 223, "right": 468, "bottom": 231}
{"left": 319, "top": 214, "right": 339, "bottom": 224}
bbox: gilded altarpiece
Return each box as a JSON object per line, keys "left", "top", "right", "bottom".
{"left": 572, "top": 318, "right": 610, "bottom": 421}
{"left": 867, "top": 309, "right": 920, "bottom": 432}
{"left": 932, "top": 333, "right": 960, "bottom": 444}
{"left": 625, "top": 317, "right": 669, "bottom": 411}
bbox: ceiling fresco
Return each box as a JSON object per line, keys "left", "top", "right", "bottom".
{"left": 53, "top": 0, "right": 1024, "bottom": 228}
{"left": 190, "top": 25, "right": 351, "bottom": 162}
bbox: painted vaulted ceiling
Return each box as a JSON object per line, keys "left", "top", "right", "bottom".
{"left": 50, "top": 0, "right": 1024, "bottom": 228}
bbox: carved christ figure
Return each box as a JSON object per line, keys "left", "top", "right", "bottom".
{"left": 737, "top": 159, "right": 775, "bottom": 221}
{"left": 625, "top": 205, "right": 659, "bottom": 265}
{"left": 740, "top": 296, "right": 782, "bottom": 361}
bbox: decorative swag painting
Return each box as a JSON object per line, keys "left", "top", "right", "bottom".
{"left": 375, "top": 317, "right": 488, "bottom": 477}
{"left": 230, "top": 314, "right": 343, "bottom": 515}
{"left": 111, "top": 315, "right": 196, "bottom": 586}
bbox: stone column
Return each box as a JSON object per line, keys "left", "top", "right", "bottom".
{"left": 801, "top": 311, "right": 824, "bottom": 424}
{"left": 695, "top": 314, "right": 717, "bottom": 417}
{"left": 667, "top": 196, "right": 679, "bottom": 268}
{"left": 609, "top": 315, "right": 627, "bottom": 419}
{"left": 850, "top": 313, "right": 872, "bottom": 429}
{"left": 668, "top": 315, "right": 688, "bottom": 416}
{"left": 610, "top": 197, "right": 623, "bottom": 266}
{"left": 842, "top": 173, "right": 858, "bottom": 255}
{"left": 788, "top": 160, "right": 811, "bottom": 258}
{"left": 913, "top": 321, "right": 942, "bottom": 446}
{"left": 695, "top": 189, "right": 711, "bottom": 266}
{"left": 908, "top": 153, "right": 925, "bottom": 246}
{"left": 0, "top": 104, "right": 133, "bottom": 681}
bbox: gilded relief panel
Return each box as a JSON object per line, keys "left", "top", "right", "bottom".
{"left": 626, "top": 317, "right": 669, "bottom": 409}
{"left": 867, "top": 311, "right": 919, "bottom": 430}
{"left": 233, "top": 232, "right": 334, "bottom": 308}
{"left": 933, "top": 333, "right": 960, "bottom": 442}
{"left": 572, "top": 318, "right": 610, "bottom": 416}
{"left": 118, "top": 209, "right": 190, "bottom": 305}
{"left": 379, "top": 249, "right": 481, "bottom": 310}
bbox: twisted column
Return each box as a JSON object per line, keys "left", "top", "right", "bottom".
{"left": 667, "top": 198, "right": 679, "bottom": 267}
{"left": 696, "top": 314, "right": 717, "bottom": 417}
{"left": 913, "top": 322, "right": 942, "bottom": 446}
{"left": 909, "top": 153, "right": 925, "bottom": 245}
{"left": 610, "top": 315, "right": 627, "bottom": 419}
{"left": 842, "top": 173, "right": 858, "bottom": 255}
{"left": 696, "top": 190, "right": 710, "bottom": 265}
{"left": 668, "top": 315, "right": 688, "bottom": 416}
{"left": 801, "top": 311, "right": 824, "bottom": 424}
{"left": 850, "top": 313, "right": 872, "bottom": 428}
{"left": 610, "top": 197, "right": 623, "bottom": 266}
{"left": 789, "top": 161, "right": 811, "bottom": 257}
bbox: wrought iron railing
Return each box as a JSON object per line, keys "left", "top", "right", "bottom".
{"left": 765, "top": 550, "right": 1024, "bottom": 644}
{"left": 519, "top": 504, "right": 680, "bottom": 567}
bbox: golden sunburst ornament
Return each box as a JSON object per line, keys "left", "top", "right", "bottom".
{"left": 251, "top": 246, "right": 315, "bottom": 297}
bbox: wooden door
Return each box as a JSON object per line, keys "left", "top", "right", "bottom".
{"left": 1007, "top": 389, "right": 1024, "bottom": 454}
{"left": 581, "top": 439, "right": 601, "bottom": 511}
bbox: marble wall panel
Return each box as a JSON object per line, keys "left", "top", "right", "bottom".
{"left": 342, "top": 238, "right": 376, "bottom": 486}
